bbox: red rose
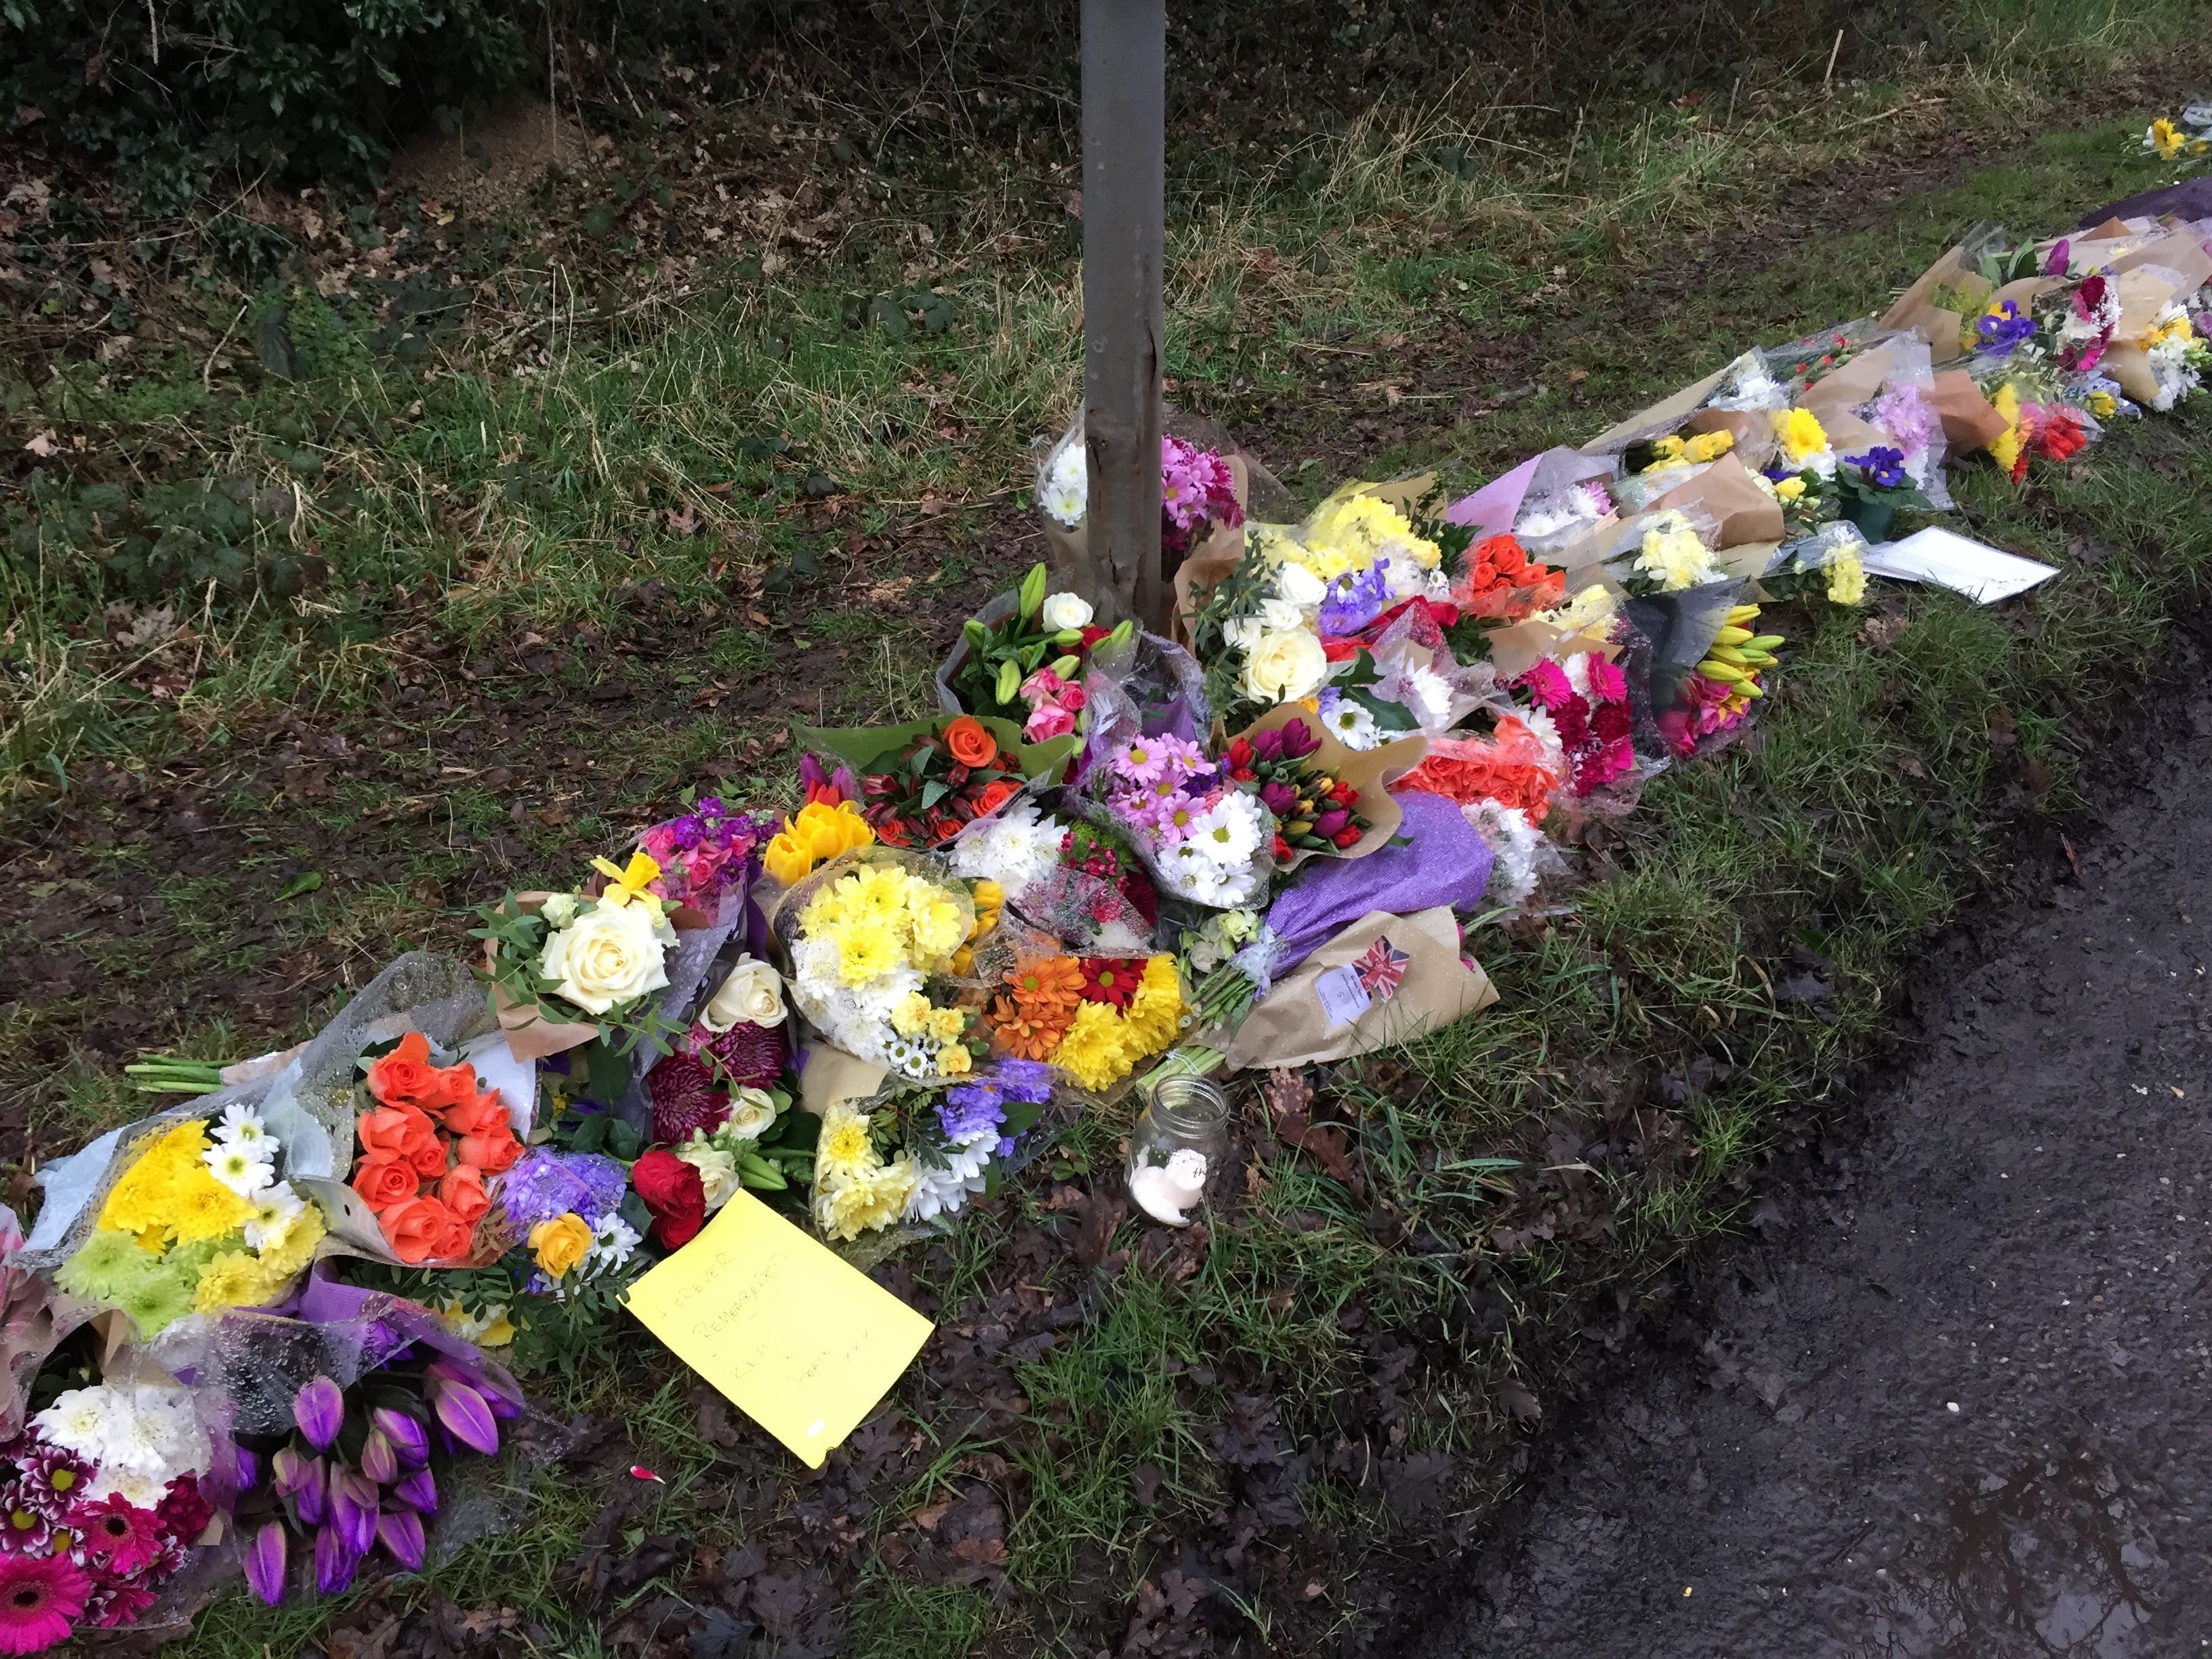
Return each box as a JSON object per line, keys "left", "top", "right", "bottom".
{"left": 631, "top": 1149, "right": 707, "bottom": 1250}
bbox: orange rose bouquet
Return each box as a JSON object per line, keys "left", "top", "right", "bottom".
{"left": 350, "top": 1032, "right": 524, "bottom": 1267}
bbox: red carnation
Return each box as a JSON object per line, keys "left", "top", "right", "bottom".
{"left": 630, "top": 1149, "right": 708, "bottom": 1250}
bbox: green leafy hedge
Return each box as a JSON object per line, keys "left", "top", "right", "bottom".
{"left": 0, "top": 0, "right": 535, "bottom": 211}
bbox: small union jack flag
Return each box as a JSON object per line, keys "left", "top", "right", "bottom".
{"left": 1353, "top": 936, "right": 1410, "bottom": 1001}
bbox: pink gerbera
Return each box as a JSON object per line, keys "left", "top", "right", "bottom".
{"left": 0, "top": 1554, "right": 88, "bottom": 1654}
{"left": 66, "top": 1495, "right": 162, "bottom": 1575}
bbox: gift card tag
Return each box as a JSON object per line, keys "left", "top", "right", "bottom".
{"left": 1315, "top": 963, "right": 1374, "bottom": 1029}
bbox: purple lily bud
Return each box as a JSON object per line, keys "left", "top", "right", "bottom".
{"left": 1313, "top": 808, "right": 1350, "bottom": 838}
{"left": 359, "top": 1429, "right": 398, "bottom": 1486}
{"left": 392, "top": 1467, "right": 438, "bottom": 1516}
{"left": 375, "top": 1506, "right": 427, "bottom": 1572}
{"left": 234, "top": 1446, "right": 261, "bottom": 1494}
{"left": 1279, "top": 718, "right": 1317, "bottom": 758}
{"left": 244, "top": 1520, "right": 289, "bottom": 1605}
{"left": 371, "top": 1408, "right": 430, "bottom": 1471}
{"left": 292, "top": 1376, "right": 344, "bottom": 1452}
{"left": 314, "top": 1523, "right": 362, "bottom": 1596}
{"left": 430, "top": 1379, "right": 500, "bottom": 1458}
{"left": 291, "top": 1456, "right": 329, "bottom": 1528}
{"left": 331, "top": 1469, "right": 379, "bottom": 1557}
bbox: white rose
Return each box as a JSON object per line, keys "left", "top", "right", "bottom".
{"left": 1255, "top": 597, "right": 1307, "bottom": 633}
{"left": 721, "top": 1086, "right": 779, "bottom": 1142}
{"left": 539, "top": 892, "right": 579, "bottom": 928}
{"left": 677, "top": 1141, "right": 741, "bottom": 1211}
{"left": 1222, "top": 614, "right": 1264, "bottom": 654}
{"left": 538, "top": 901, "right": 670, "bottom": 1015}
{"left": 701, "top": 955, "right": 787, "bottom": 1031}
{"left": 1239, "top": 628, "right": 1330, "bottom": 704}
{"left": 1273, "top": 562, "right": 1326, "bottom": 611}
{"left": 1040, "top": 591, "right": 1094, "bottom": 632}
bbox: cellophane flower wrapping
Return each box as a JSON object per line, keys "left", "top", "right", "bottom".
{"left": 770, "top": 847, "right": 978, "bottom": 1080}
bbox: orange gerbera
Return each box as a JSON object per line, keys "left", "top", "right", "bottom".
{"left": 989, "top": 994, "right": 1073, "bottom": 1062}
{"left": 1004, "top": 954, "right": 1084, "bottom": 1018}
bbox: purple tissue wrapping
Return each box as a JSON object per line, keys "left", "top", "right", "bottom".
{"left": 1259, "top": 790, "right": 1493, "bottom": 979}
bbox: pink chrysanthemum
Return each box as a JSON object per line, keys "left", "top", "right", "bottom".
{"left": 6, "top": 1450, "right": 87, "bottom": 1527}
{"left": 0, "top": 1553, "right": 88, "bottom": 1654}
{"left": 67, "top": 1494, "right": 163, "bottom": 1576}
{"left": 83, "top": 1577, "right": 158, "bottom": 1633}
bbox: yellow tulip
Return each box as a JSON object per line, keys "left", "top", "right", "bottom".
{"left": 763, "top": 831, "right": 815, "bottom": 886}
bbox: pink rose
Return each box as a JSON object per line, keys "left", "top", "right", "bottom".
{"left": 1024, "top": 704, "right": 1078, "bottom": 742}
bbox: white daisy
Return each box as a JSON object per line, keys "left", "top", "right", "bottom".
{"left": 203, "top": 1140, "right": 275, "bottom": 1197}
{"left": 212, "top": 1102, "right": 272, "bottom": 1152}
{"left": 242, "top": 1181, "right": 308, "bottom": 1251}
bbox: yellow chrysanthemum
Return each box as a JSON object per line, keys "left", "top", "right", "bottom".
{"left": 98, "top": 1121, "right": 206, "bottom": 1241}
{"left": 257, "top": 1204, "right": 325, "bottom": 1277}
{"left": 927, "top": 1006, "right": 968, "bottom": 1043}
{"left": 814, "top": 1158, "right": 918, "bottom": 1241}
{"left": 1773, "top": 407, "right": 1829, "bottom": 466}
{"left": 1052, "top": 1002, "right": 1139, "bottom": 1092}
{"left": 193, "top": 1249, "right": 289, "bottom": 1315}
{"left": 890, "top": 993, "right": 933, "bottom": 1038}
{"left": 816, "top": 1104, "right": 877, "bottom": 1178}
{"left": 937, "top": 1044, "right": 972, "bottom": 1076}
{"left": 1824, "top": 550, "right": 1868, "bottom": 607}
{"left": 834, "top": 920, "right": 901, "bottom": 987}
{"left": 1988, "top": 383, "right": 2024, "bottom": 476}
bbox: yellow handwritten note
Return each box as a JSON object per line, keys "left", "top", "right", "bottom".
{"left": 622, "top": 1191, "right": 933, "bottom": 1468}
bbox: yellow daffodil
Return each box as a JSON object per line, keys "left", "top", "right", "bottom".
{"left": 590, "top": 850, "right": 663, "bottom": 908}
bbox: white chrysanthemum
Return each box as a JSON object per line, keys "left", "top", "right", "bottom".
{"left": 1520, "top": 707, "right": 1568, "bottom": 775}
{"left": 203, "top": 1140, "right": 275, "bottom": 1198}
{"left": 213, "top": 1103, "right": 272, "bottom": 1152}
{"left": 1042, "top": 443, "right": 1088, "bottom": 527}
{"left": 1463, "top": 800, "right": 1545, "bottom": 907}
{"left": 31, "top": 1388, "right": 116, "bottom": 1461}
{"left": 1398, "top": 663, "right": 1458, "bottom": 730}
{"left": 950, "top": 802, "right": 1067, "bottom": 903}
{"left": 243, "top": 1181, "right": 308, "bottom": 1251}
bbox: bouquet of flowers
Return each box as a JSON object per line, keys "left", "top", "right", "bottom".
{"left": 1037, "top": 429, "right": 1246, "bottom": 559}
{"left": 949, "top": 803, "right": 1159, "bottom": 956}
{"left": 473, "top": 851, "right": 686, "bottom": 1057}
{"left": 981, "top": 949, "right": 1185, "bottom": 1091}
{"left": 1658, "top": 601, "right": 1784, "bottom": 757}
{"left": 346, "top": 1032, "right": 523, "bottom": 1267}
{"left": 1, "top": 1352, "right": 219, "bottom": 1646}
{"left": 1618, "top": 508, "right": 1726, "bottom": 595}
{"left": 942, "top": 562, "right": 1126, "bottom": 732}
{"left": 54, "top": 1105, "right": 327, "bottom": 1337}
{"left": 811, "top": 1058, "right": 1063, "bottom": 1240}
{"left": 1095, "top": 731, "right": 1275, "bottom": 907}
{"left": 1513, "top": 653, "right": 1634, "bottom": 798}
{"left": 848, "top": 716, "right": 1027, "bottom": 849}
{"left": 1222, "top": 715, "right": 1370, "bottom": 864}
{"left": 230, "top": 1303, "right": 520, "bottom": 1604}
{"left": 1398, "top": 713, "right": 1562, "bottom": 822}
{"left": 1452, "top": 531, "right": 1565, "bottom": 621}
{"left": 777, "top": 849, "right": 988, "bottom": 1080}
{"left": 636, "top": 796, "right": 772, "bottom": 914}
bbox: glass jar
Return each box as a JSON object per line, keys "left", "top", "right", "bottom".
{"left": 1125, "top": 1076, "right": 1230, "bottom": 1227}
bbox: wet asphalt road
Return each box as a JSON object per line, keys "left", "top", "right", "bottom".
{"left": 1412, "top": 686, "right": 2212, "bottom": 1657}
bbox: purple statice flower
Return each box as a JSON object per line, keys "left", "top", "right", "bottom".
{"left": 1975, "top": 300, "right": 2037, "bottom": 356}
{"left": 1317, "top": 562, "right": 1391, "bottom": 638}
{"left": 500, "top": 1149, "right": 628, "bottom": 1234}
{"left": 939, "top": 1083, "right": 1008, "bottom": 1143}
{"left": 1845, "top": 446, "right": 1909, "bottom": 489}
{"left": 992, "top": 1058, "right": 1055, "bottom": 1105}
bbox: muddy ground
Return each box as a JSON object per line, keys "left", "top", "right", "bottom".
{"left": 1408, "top": 633, "right": 2212, "bottom": 1655}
